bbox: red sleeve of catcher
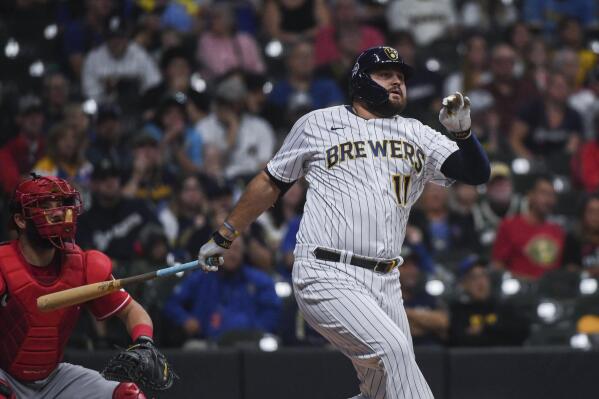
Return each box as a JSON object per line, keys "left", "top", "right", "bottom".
{"left": 84, "top": 250, "right": 132, "bottom": 320}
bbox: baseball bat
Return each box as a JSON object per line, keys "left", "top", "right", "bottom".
{"left": 37, "top": 259, "right": 204, "bottom": 312}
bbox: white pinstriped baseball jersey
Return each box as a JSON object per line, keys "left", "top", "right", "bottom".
{"left": 268, "top": 104, "right": 458, "bottom": 399}
{"left": 267, "top": 105, "right": 458, "bottom": 259}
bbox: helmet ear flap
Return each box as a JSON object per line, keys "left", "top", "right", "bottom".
{"left": 350, "top": 69, "right": 391, "bottom": 111}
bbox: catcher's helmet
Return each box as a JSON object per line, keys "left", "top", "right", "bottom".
{"left": 349, "top": 46, "right": 413, "bottom": 108}
{"left": 10, "top": 174, "right": 82, "bottom": 249}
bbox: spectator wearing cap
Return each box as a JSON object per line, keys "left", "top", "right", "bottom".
{"left": 267, "top": 40, "right": 343, "bottom": 128}
{"left": 62, "top": 0, "right": 118, "bottom": 76}
{"left": 77, "top": 157, "right": 161, "bottom": 266}
{"left": 449, "top": 256, "right": 529, "bottom": 346}
{"left": 400, "top": 247, "right": 449, "bottom": 346}
{"left": 141, "top": 46, "right": 195, "bottom": 120}
{"left": 158, "top": 174, "right": 210, "bottom": 260}
{"left": 196, "top": 4, "right": 265, "bottom": 80}
{"left": 86, "top": 103, "right": 130, "bottom": 167}
{"left": 164, "top": 237, "right": 281, "bottom": 343}
{"left": 510, "top": 71, "right": 582, "bottom": 169}
{"left": 32, "top": 121, "right": 93, "bottom": 198}
{"left": 244, "top": 73, "right": 273, "bottom": 122}
{"left": 143, "top": 94, "right": 204, "bottom": 175}
{"left": 196, "top": 73, "right": 276, "bottom": 180}
{"left": 563, "top": 194, "right": 599, "bottom": 277}
{"left": 183, "top": 174, "right": 274, "bottom": 271}
{"left": 185, "top": 176, "right": 235, "bottom": 257}
{"left": 121, "top": 130, "right": 177, "bottom": 209}
{"left": 492, "top": 174, "right": 565, "bottom": 279}
{"left": 0, "top": 95, "right": 46, "bottom": 195}
{"left": 82, "top": 16, "right": 161, "bottom": 102}
{"left": 473, "top": 163, "right": 524, "bottom": 254}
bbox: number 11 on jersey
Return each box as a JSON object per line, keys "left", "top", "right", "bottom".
{"left": 392, "top": 174, "right": 412, "bottom": 207}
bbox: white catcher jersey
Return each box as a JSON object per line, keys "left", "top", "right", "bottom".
{"left": 267, "top": 105, "right": 458, "bottom": 259}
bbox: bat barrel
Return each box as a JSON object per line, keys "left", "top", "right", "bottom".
{"left": 37, "top": 260, "right": 201, "bottom": 312}
{"left": 37, "top": 279, "right": 122, "bottom": 312}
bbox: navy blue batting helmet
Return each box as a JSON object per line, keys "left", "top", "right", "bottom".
{"left": 349, "top": 46, "right": 413, "bottom": 107}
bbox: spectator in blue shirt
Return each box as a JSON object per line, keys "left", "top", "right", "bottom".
{"left": 164, "top": 237, "right": 282, "bottom": 342}
{"left": 143, "top": 94, "right": 204, "bottom": 175}
{"left": 268, "top": 40, "right": 343, "bottom": 129}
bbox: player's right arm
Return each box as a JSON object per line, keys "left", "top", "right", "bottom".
{"left": 198, "top": 113, "right": 313, "bottom": 271}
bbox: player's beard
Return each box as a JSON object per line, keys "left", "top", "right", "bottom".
{"left": 377, "top": 98, "right": 406, "bottom": 117}
{"left": 366, "top": 90, "right": 407, "bottom": 118}
{"left": 24, "top": 220, "right": 55, "bottom": 250}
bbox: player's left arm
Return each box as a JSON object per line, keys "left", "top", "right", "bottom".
{"left": 83, "top": 250, "right": 152, "bottom": 342}
{"left": 115, "top": 300, "right": 154, "bottom": 342}
{"left": 85, "top": 250, "right": 133, "bottom": 320}
{"left": 439, "top": 92, "right": 491, "bottom": 185}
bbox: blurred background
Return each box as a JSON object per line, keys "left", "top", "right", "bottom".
{"left": 1, "top": 0, "right": 599, "bottom": 397}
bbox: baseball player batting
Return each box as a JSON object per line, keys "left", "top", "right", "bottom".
{"left": 0, "top": 175, "right": 174, "bottom": 399}
{"left": 198, "top": 46, "right": 490, "bottom": 398}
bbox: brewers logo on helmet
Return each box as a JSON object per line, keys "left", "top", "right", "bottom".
{"left": 384, "top": 47, "right": 399, "bottom": 60}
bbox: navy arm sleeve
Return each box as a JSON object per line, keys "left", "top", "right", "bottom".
{"left": 440, "top": 133, "right": 490, "bottom": 185}
{"left": 264, "top": 167, "right": 296, "bottom": 195}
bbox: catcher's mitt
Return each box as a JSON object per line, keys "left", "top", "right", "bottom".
{"left": 102, "top": 338, "right": 176, "bottom": 392}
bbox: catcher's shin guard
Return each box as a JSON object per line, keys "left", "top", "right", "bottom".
{"left": 113, "top": 382, "right": 147, "bottom": 399}
{"left": 0, "top": 380, "right": 15, "bottom": 399}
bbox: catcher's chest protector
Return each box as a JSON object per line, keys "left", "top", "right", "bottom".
{"left": 0, "top": 241, "right": 83, "bottom": 381}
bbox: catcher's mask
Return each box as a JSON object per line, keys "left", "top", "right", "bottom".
{"left": 349, "top": 46, "right": 413, "bottom": 114}
{"left": 10, "top": 174, "right": 82, "bottom": 249}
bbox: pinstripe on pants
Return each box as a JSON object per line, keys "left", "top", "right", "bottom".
{"left": 293, "top": 253, "right": 434, "bottom": 399}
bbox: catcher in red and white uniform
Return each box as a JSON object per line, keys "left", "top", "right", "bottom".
{"left": 0, "top": 174, "right": 172, "bottom": 399}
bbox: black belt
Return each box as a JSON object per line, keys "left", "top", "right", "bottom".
{"left": 313, "top": 247, "right": 400, "bottom": 273}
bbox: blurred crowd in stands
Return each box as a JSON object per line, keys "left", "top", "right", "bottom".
{"left": 1, "top": 0, "right": 599, "bottom": 350}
